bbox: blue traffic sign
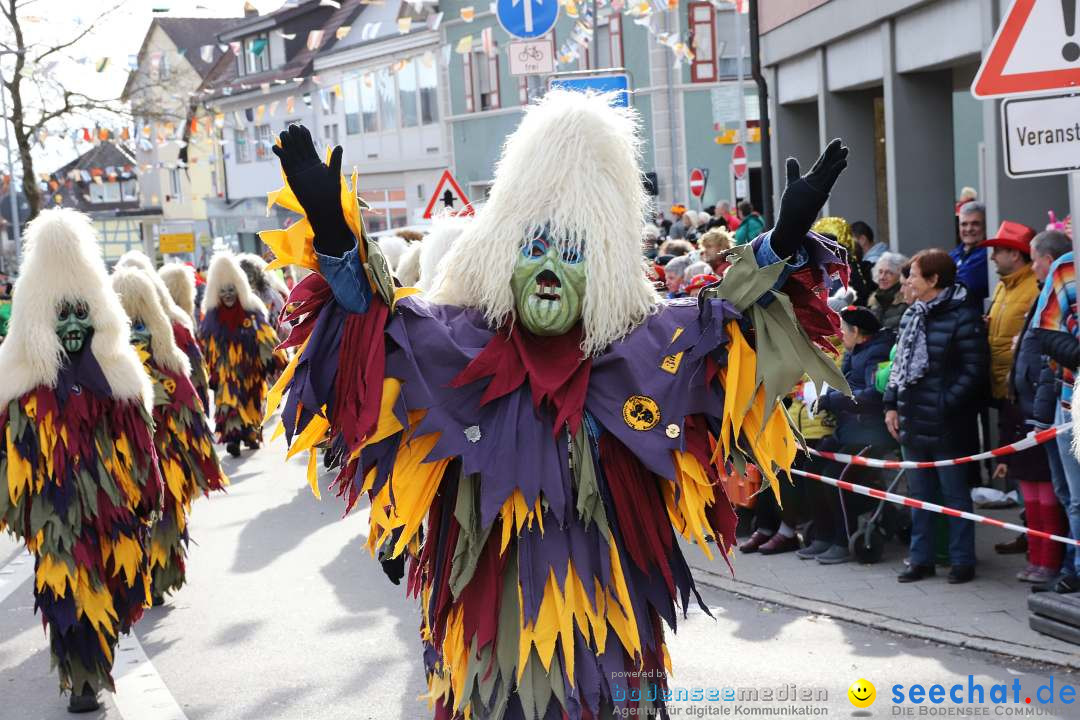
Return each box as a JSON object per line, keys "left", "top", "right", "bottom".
{"left": 496, "top": 0, "right": 559, "bottom": 40}
{"left": 548, "top": 72, "right": 631, "bottom": 107}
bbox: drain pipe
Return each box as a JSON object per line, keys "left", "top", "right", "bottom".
{"left": 748, "top": 0, "right": 773, "bottom": 225}
{"left": 665, "top": 6, "right": 678, "bottom": 206}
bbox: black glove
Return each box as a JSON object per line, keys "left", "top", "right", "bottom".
{"left": 771, "top": 138, "right": 849, "bottom": 259}
{"left": 271, "top": 124, "right": 354, "bottom": 258}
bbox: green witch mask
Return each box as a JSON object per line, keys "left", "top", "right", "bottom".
{"left": 130, "top": 318, "right": 152, "bottom": 347}
{"left": 510, "top": 230, "right": 586, "bottom": 336}
{"left": 56, "top": 300, "right": 92, "bottom": 354}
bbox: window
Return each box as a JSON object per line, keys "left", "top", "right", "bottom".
{"left": 120, "top": 179, "right": 138, "bottom": 201}
{"left": 244, "top": 34, "right": 270, "bottom": 75}
{"left": 376, "top": 67, "right": 397, "bottom": 131}
{"left": 89, "top": 182, "right": 121, "bottom": 204}
{"left": 596, "top": 23, "right": 612, "bottom": 68}
{"left": 465, "top": 48, "right": 500, "bottom": 112}
{"left": 609, "top": 14, "right": 624, "bottom": 67}
{"left": 168, "top": 168, "right": 183, "bottom": 201}
{"left": 360, "top": 72, "right": 379, "bottom": 132}
{"left": 254, "top": 124, "right": 272, "bottom": 160}
{"left": 235, "top": 128, "right": 251, "bottom": 163}
{"left": 418, "top": 55, "right": 438, "bottom": 124}
{"left": 344, "top": 73, "right": 361, "bottom": 134}
{"left": 160, "top": 53, "right": 171, "bottom": 80}
{"left": 519, "top": 75, "right": 544, "bottom": 105}
{"left": 689, "top": 2, "right": 717, "bottom": 83}
{"left": 359, "top": 187, "right": 407, "bottom": 234}
{"left": 324, "top": 123, "right": 339, "bottom": 145}
{"left": 398, "top": 59, "right": 419, "bottom": 128}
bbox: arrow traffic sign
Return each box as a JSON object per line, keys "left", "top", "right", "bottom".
{"left": 422, "top": 170, "right": 474, "bottom": 220}
{"left": 497, "top": 0, "right": 559, "bottom": 40}
{"left": 972, "top": 0, "right": 1080, "bottom": 98}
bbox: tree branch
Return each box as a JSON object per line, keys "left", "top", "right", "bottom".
{"left": 32, "top": 0, "right": 128, "bottom": 65}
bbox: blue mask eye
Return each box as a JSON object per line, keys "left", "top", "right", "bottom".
{"left": 523, "top": 237, "right": 549, "bottom": 259}
{"left": 133, "top": 322, "right": 145, "bottom": 332}
{"left": 561, "top": 247, "right": 583, "bottom": 264}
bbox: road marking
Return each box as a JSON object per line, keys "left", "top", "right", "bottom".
{"left": 113, "top": 633, "right": 189, "bottom": 720}
{"left": 0, "top": 552, "right": 34, "bottom": 605}
{"left": 1, "top": 552, "right": 187, "bottom": 720}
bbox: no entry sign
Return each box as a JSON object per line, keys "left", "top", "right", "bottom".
{"left": 732, "top": 144, "right": 748, "bottom": 179}
{"left": 689, "top": 168, "right": 708, "bottom": 198}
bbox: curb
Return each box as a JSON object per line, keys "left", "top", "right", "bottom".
{"left": 690, "top": 563, "right": 1080, "bottom": 672}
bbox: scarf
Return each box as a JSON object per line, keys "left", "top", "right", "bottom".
{"left": 889, "top": 284, "right": 965, "bottom": 392}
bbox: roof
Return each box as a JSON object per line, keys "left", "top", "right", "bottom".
{"left": 123, "top": 16, "right": 245, "bottom": 99}
{"left": 322, "top": 0, "right": 429, "bottom": 56}
{"left": 52, "top": 142, "right": 137, "bottom": 178}
{"left": 202, "top": 0, "right": 364, "bottom": 100}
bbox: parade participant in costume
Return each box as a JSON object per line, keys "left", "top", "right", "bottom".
{"left": 199, "top": 252, "right": 282, "bottom": 457}
{"left": 239, "top": 253, "right": 290, "bottom": 341}
{"left": 111, "top": 268, "right": 227, "bottom": 604}
{"left": 118, "top": 251, "right": 211, "bottom": 412}
{"left": 0, "top": 209, "right": 162, "bottom": 713}
{"left": 159, "top": 262, "right": 199, "bottom": 328}
{"left": 264, "top": 92, "right": 850, "bottom": 720}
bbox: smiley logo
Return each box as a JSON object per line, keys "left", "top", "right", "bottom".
{"left": 623, "top": 395, "right": 660, "bottom": 431}
{"left": 847, "top": 679, "right": 876, "bottom": 708}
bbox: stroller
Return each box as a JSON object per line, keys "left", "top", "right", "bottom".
{"left": 836, "top": 448, "right": 911, "bottom": 564}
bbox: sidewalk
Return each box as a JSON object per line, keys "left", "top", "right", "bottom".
{"left": 685, "top": 505, "right": 1080, "bottom": 669}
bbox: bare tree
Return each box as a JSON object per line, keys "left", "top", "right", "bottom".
{"left": 0, "top": 0, "right": 185, "bottom": 220}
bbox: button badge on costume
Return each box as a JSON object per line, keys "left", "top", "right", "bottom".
{"left": 623, "top": 395, "right": 660, "bottom": 431}
{"left": 464, "top": 425, "right": 482, "bottom": 443}
{"left": 665, "top": 424, "right": 680, "bottom": 439}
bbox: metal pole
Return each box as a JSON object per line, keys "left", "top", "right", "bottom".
{"left": 590, "top": 0, "right": 598, "bottom": 69}
{"left": 748, "top": 0, "right": 774, "bottom": 225}
{"left": 733, "top": 3, "right": 747, "bottom": 147}
{"left": 1070, "top": 173, "right": 1080, "bottom": 334}
{"left": 0, "top": 72, "right": 19, "bottom": 266}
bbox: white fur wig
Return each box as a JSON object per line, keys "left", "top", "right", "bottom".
{"left": 396, "top": 242, "right": 423, "bottom": 287}
{"left": 417, "top": 216, "right": 470, "bottom": 293}
{"left": 376, "top": 234, "right": 409, "bottom": 273}
{"left": 117, "top": 249, "right": 193, "bottom": 331}
{"left": 427, "top": 90, "right": 659, "bottom": 356}
{"left": 158, "top": 262, "right": 197, "bottom": 324}
{"left": 111, "top": 267, "right": 191, "bottom": 377}
{"left": 202, "top": 250, "right": 268, "bottom": 319}
{"left": 0, "top": 208, "right": 151, "bottom": 409}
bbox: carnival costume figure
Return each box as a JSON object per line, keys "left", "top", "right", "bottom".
{"left": 111, "top": 268, "right": 227, "bottom": 604}
{"left": 119, "top": 251, "right": 211, "bottom": 412}
{"left": 264, "top": 91, "right": 851, "bottom": 720}
{"left": 199, "top": 252, "right": 282, "bottom": 457}
{"left": 238, "top": 252, "right": 289, "bottom": 334}
{"left": 0, "top": 209, "right": 163, "bottom": 713}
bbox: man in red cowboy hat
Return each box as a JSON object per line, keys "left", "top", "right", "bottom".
{"left": 982, "top": 220, "right": 1039, "bottom": 402}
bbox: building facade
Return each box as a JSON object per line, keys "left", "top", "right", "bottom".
{"left": 759, "top": 0, "right": 1068, "bottom": 255}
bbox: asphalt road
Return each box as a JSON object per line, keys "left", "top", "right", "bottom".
{"left": 2, "top": 433, "right": 1078, "bottom": 720}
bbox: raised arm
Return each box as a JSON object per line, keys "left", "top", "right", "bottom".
{"left": 768, "top": 138, "right": 849, "bottom": 260}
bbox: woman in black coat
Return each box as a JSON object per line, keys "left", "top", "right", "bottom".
{"left": 884, "top": 249, "right": 990, "bottom": 585}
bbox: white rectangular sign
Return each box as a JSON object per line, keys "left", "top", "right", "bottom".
{"left": 508, "top": 39, "right": 554, "bottom": 76}
{"left": 1001, "top": 93, "right": 1080, "bottom": 178}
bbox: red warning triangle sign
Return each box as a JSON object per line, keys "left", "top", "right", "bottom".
{"left": 422, "top": 170, "right": 474, "bottom": 220}
{"left": 972, "top": 0, "right": 1080, "bottom": 98}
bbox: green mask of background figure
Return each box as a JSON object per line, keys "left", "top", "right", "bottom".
{"left": 510, "top": 233, "right": 586, "bottom": 337}
{"left": 56, "top": 301, "right": 92, "bottom": 354}
{"left": 130, "top": 318, "right": 152, "bottom": 348}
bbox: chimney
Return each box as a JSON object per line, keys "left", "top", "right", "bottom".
{"left": 243, "top": 1, "right": 259, "bottom": 17}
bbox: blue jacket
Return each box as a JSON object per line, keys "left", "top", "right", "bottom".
{"left": 949, "top": 244, "right": 989, "bottom": 304}
{"left": 818, "top": 329, "right": 895, "bottom": 445}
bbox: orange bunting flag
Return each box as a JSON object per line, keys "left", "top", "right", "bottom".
{"left": 460, "top": 6, "right": 475, "bottom": 21}
{"left": 285, "top": 96, "right": 295, "bottom": 113}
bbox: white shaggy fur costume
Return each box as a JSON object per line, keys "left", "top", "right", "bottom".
{"left": 117, "top": 250, "right": 194, "bottom": 331}
{"left": 428, "top": 91, "right": 658, "bottom": 357}
{"left": 111, "top": 268, "right": 190, "bottom": 377}
{"left": 159, "top": 263, "right": 197, "bottom": 324}
{"left": 0, "top": 209, "right": 150, "bottom": 409}
{"left": 203, "top": 251, "right": 268, "bottom": 319}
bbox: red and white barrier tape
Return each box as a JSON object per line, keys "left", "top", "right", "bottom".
{"left": 807, "top": 424, "right": 1068, "bottom": 469}
{"left": 790, "top": 467, "right": 1080, "bottom": 548}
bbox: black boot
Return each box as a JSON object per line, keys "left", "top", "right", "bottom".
{"left": 226, "top": 442, "right": 241, "bottom": 457}
{"left": 67, "top": 683, "right": 100, "bottom": 713}
{"left": 897, "top": 564, "right": 935, "bottom": 583}
{"left": 947, "top": 565, "right": 975, "bottom": 584}
{"left": 244, "top": 437, "right": 260, "bottom": 450}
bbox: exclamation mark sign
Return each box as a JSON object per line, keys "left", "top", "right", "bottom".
{"left": 1063, "top": 0, "right": 1080, "bottom": 61}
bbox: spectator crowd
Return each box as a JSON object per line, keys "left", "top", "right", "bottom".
{"left": 646, "top": 196, "right": 1079, "bottom": 594}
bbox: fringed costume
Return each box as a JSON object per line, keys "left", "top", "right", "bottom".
{"left": 119, "top": 252, "right": 212, "bottom": 413}
{"left": 0, "top": 210, "right": 162, "bottom": 709}
{"left": 199, "top": 252, "right": 283, "bottom": 452}
{"left": 112, "top": 268, "right": 227, "bottom": 603}
{"left": 264, "top": 95, "right": 851, "bottom": 719}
